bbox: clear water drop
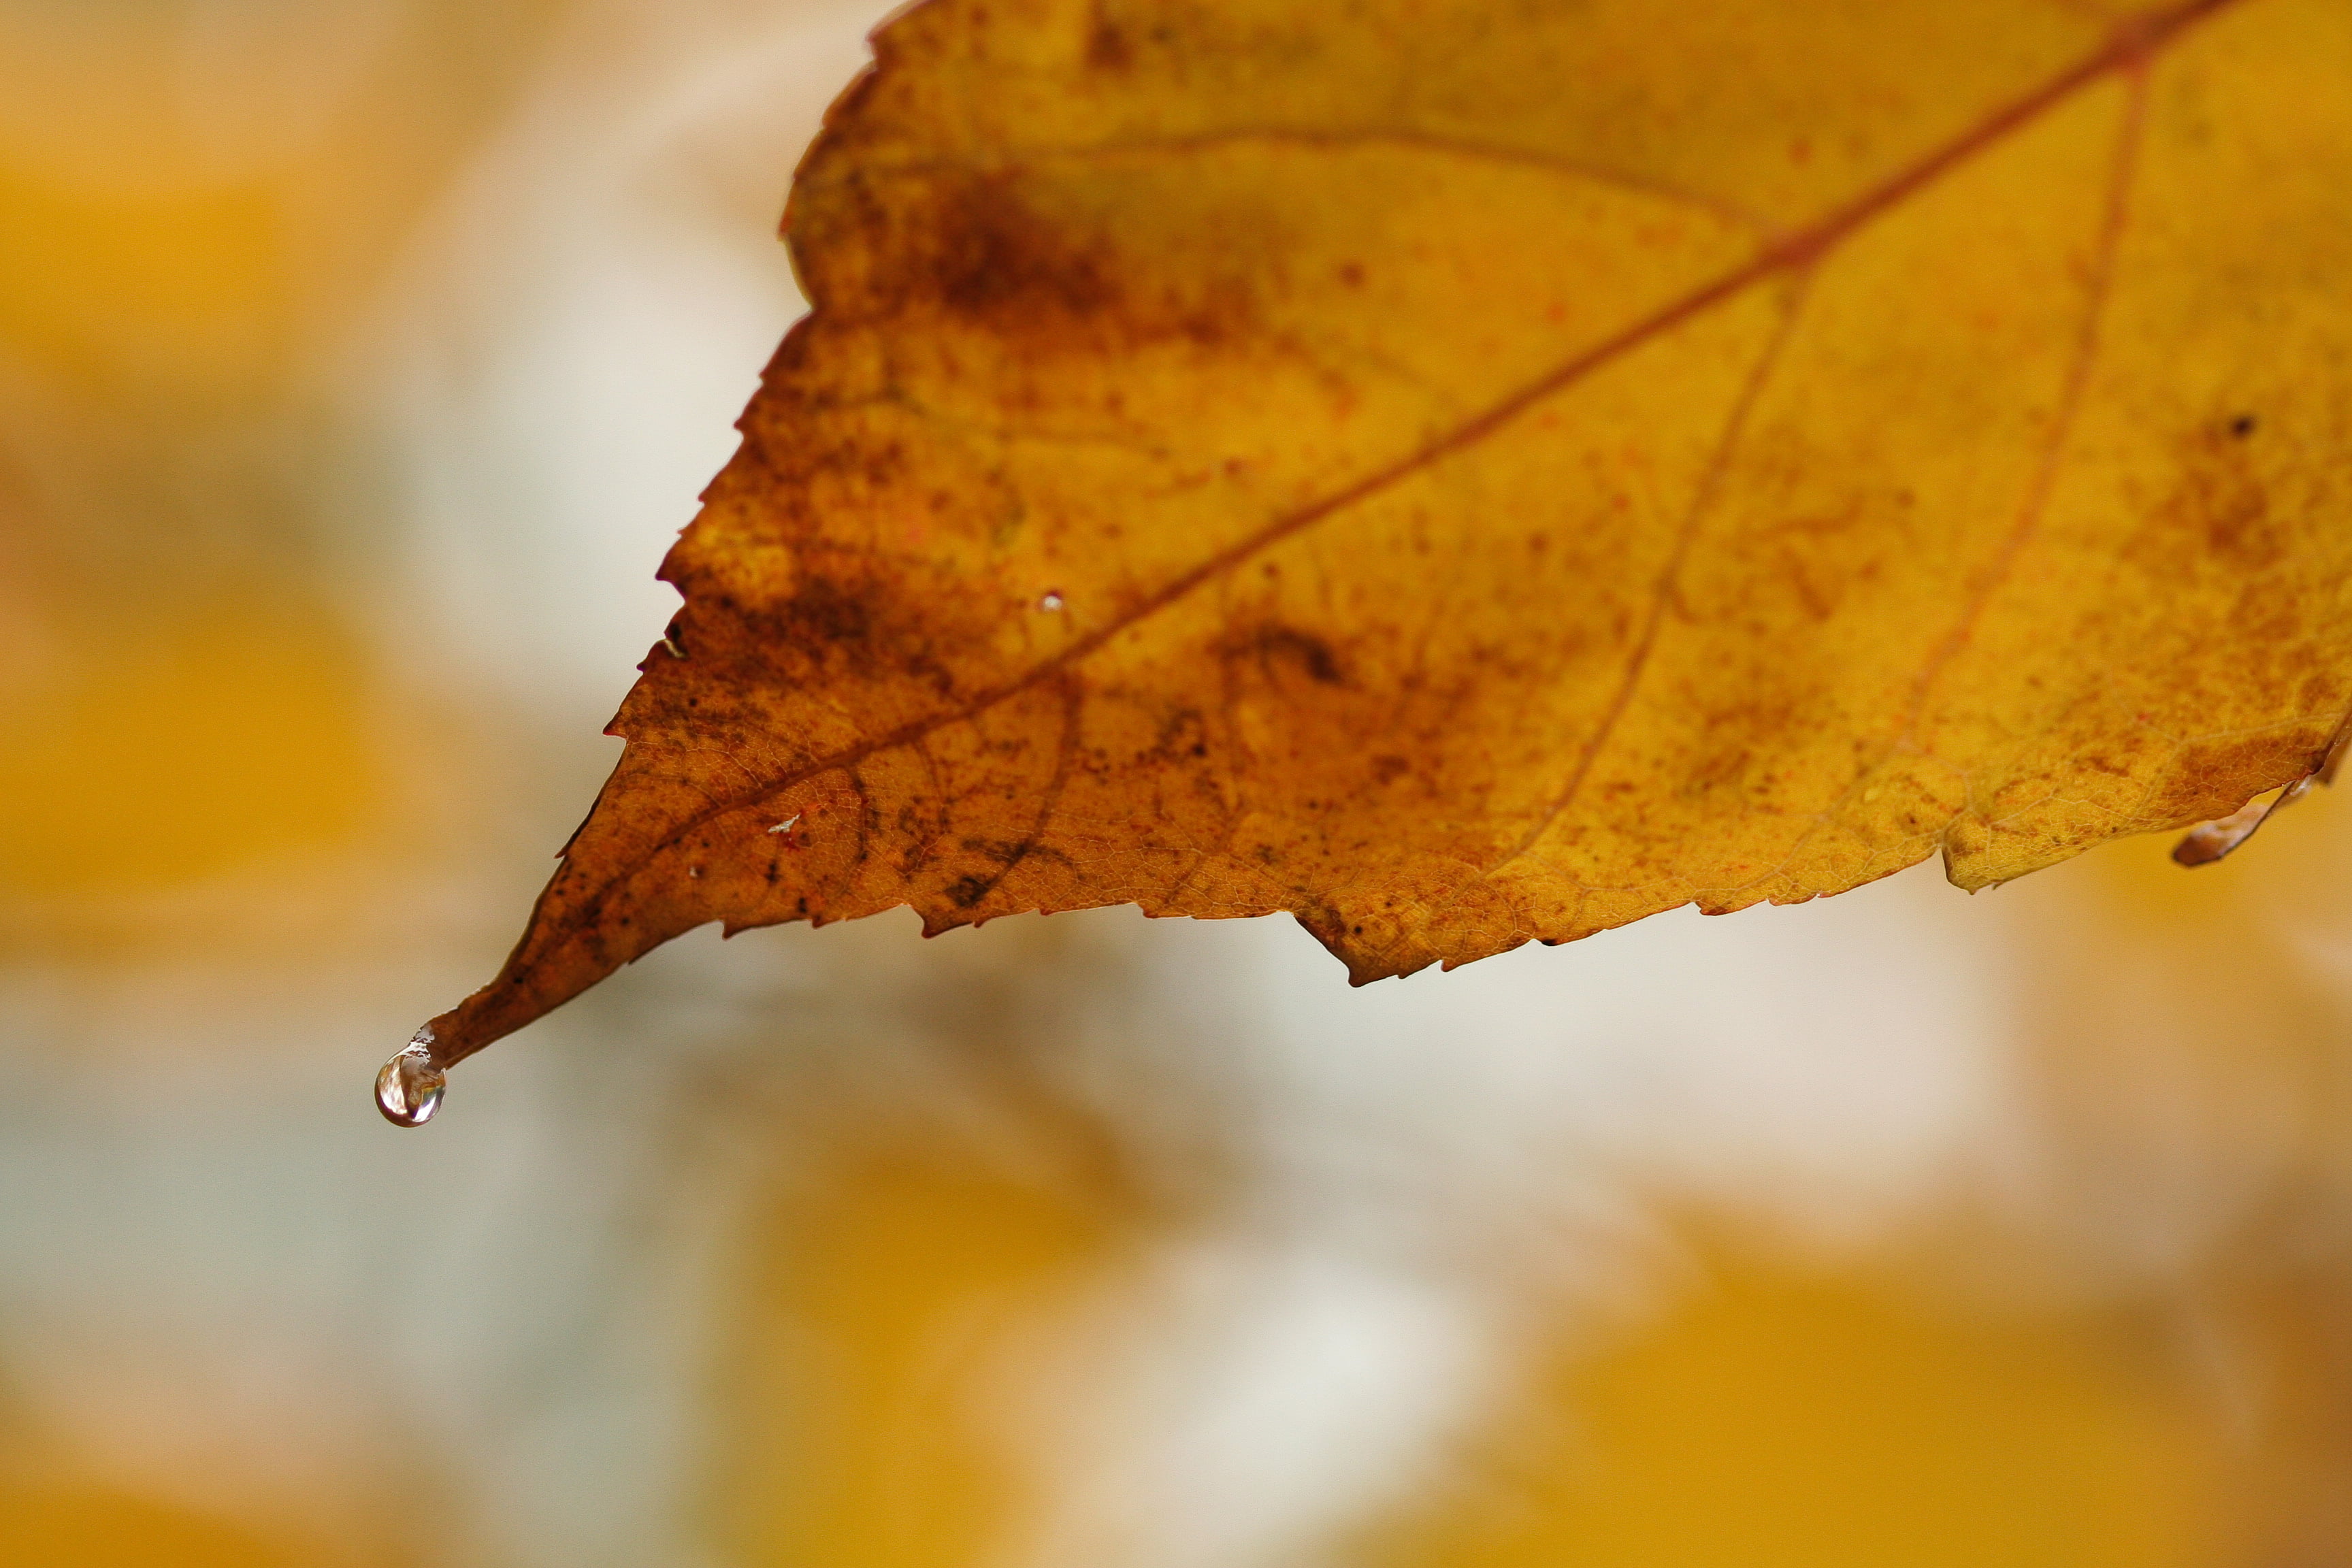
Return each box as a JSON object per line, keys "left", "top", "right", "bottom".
{"left": 376, "top": 1032, "right": 446, "bottom": 1128}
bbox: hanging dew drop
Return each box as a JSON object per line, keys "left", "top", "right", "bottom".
{"left": 376, "top": 1031, "right": 446, "bottom": 1128}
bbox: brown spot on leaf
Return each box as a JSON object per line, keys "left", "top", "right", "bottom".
{"left": 806, "top": 167, "right": 1261, "bottom": 359}
{"left": 932, "top": 179, "right": 1115, "bottom": 325}
{"left": 1086, "top": 1, "right": 1132, "bottom": 69}
{"left": 780, "top": 575, "right": 875, "bottom": 647}
{"left": 1227, "top": 623, "right": 1348, "bottom": 688}
{"left": 2156, "top": 415, "right": 2284, "bottom": 571}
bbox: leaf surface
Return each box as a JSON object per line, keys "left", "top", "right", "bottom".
{"left": 424, "top": 0, "right": 2352, "bottom": 1065}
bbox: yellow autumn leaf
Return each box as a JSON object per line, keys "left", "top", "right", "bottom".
{"left": 404, "top": 0, "right": 2352, "bottom": 1090}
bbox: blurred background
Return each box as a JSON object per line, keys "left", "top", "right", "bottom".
{"left": 4, "top": 2, "right": 2352, "bottom": 1565}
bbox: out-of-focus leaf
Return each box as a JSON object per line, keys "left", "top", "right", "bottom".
{"left": 423, "top": 0, "right": 2352, "bottom": 1065}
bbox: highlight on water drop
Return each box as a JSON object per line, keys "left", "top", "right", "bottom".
{"left": 376, "top": 1030, "right": 447, "bottom": 1128}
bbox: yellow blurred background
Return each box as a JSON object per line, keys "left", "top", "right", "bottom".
{"left": 4, "top": 3, "right": 2351, "bottom": 1566}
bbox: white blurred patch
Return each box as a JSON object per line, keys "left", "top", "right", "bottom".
{"left": 985, "top": 881, "right": 2014, "bottom": 1568}
{"left": 368, "top": 0, "right": 884, "bottom": 723}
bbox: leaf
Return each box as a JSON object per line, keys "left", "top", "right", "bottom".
{"left": 419, "top": 0, "right": 2352, "bottom": 1068}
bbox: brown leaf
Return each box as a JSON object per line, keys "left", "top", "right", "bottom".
{"left": 416, "top": 0, "right": 2352, "bottom": 1074}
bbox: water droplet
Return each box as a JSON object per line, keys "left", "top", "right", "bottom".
{"left": 376, "top": 1032, "right": 446, "bottom": 1128}
{"left": 1038, "top": 591, "right": 1064, "bottom": 612}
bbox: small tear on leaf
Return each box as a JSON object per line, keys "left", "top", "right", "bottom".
{"left": 768, "top": 814, "right": 801, "bottom": 834}
{"left": 2171, "top": 794, "right": 2282, "bottom": 866}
